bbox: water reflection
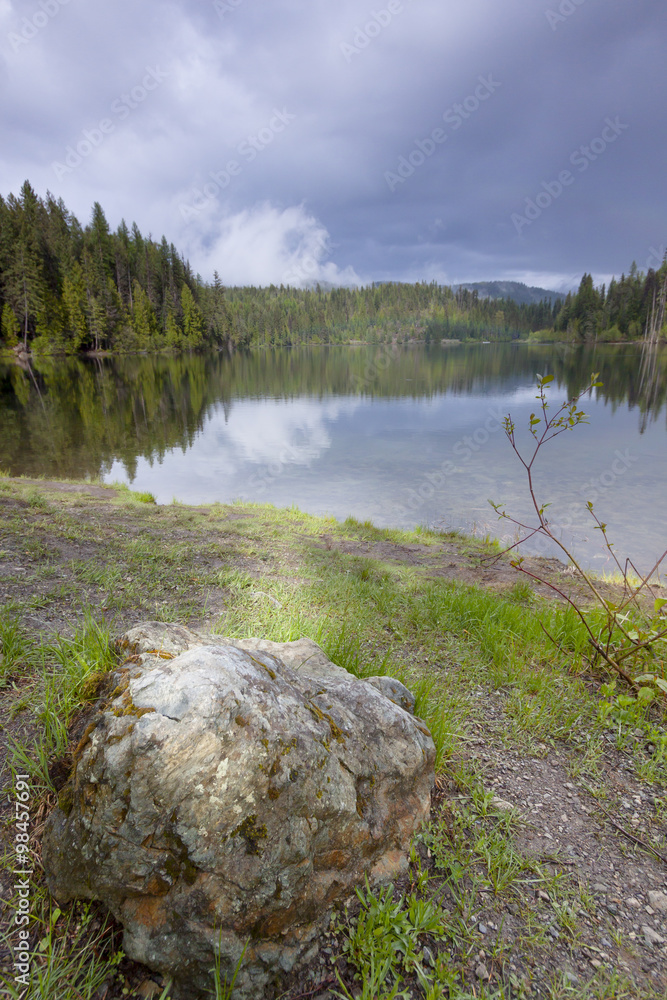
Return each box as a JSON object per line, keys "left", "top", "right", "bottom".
{"left": 0, "top": 344, "right": 665, "bottom": 571}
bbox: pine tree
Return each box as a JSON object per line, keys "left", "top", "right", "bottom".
{"left": 114, "top": 219, "right": 133, "bottom": 307}
{"left": 61, "top": 262, "right": 89, "bottom": 352}
{"left": 131, "top": 281, "right": 160, "bottom": 347}
{"left": 1, "top": 302, "right": 20, "bottom": 347}
{"left": 181, "top": 285, "right": 204, "bottom": 347}
{"left": 165, "top": 310, "right": 182, "bottom": 348}
{"left": 0, "top": 183, "right": 48, "bottom": 349}
{"left": 205, "top": 270, "right": 233, "bottom": 347}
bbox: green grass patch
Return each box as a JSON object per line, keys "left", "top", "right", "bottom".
{"left": 4, "top": 615, "right": 117, "bottom": 791}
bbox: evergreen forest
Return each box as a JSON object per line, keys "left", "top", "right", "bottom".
{"left": 1, "top": 182, "right": 665, "bottom": 356}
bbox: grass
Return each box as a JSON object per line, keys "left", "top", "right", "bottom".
{"left": 0, "top": 897, "right": 124, "bottom": 1000}
{"left": 332, "top": 880, "right": 446, "bottom": 999}
{"left": 109, "top": 482, "right": 157, "bottom": 504}
{"left": 0, "top": 614, "right": 34, "bottom": 684}
{"left": 0, "top": 478, "right": 665, "bottom": 999}
{"left": 3, "top": 614, "right": 116, "bottom": 791}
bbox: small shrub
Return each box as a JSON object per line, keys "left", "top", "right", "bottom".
{"left": 491, "top": 373, "right": 667, "bottom": 698}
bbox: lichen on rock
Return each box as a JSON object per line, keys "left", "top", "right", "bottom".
{"left": 42, "top": 622, "right": 435, "bottom": 999}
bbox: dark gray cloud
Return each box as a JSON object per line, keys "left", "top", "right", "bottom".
{"left": 1, "top": 0, "right": 665, "bottom": 288}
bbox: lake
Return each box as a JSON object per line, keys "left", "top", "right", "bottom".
{"left": 1, "top": 342, "right": 665, "bottom": 574}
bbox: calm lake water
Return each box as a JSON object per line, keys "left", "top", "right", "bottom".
{"left": 1, "top": 343, "right": 665, "bottom": 573}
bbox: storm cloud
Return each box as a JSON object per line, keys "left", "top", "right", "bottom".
{"left": 1, "top": 0, "right": 665, "bottom": 289}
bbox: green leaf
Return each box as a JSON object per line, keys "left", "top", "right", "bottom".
{"left": 656, "top": 678, "right": 667, "bottom": 695}
{"left": 637, "top": 687, "right": 655, "bottom": 704}
{"left": 634, "top": 674, "right": 656, "bottom": 684}
{"left": 654, "top": 598, "right": 667, "bottom": 613}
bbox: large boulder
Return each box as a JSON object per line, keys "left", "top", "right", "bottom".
{"left": 43, "top": 623, "right": 435, "bottom": 998}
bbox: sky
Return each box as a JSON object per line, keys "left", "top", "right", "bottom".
{"left": 0, "top": 0, "right": 665, "bottom": 291}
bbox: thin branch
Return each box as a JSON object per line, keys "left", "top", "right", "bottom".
{"left": 492, "top": 372, "right": 663, "bottom": 693}
{"left": 613, "top": 624, "right": 667, "bottom": 665}
{"left": 485, "top": 524, "right": 544, "bottom": 563}
{"left": 615, "top": 549, "right": 667, "bottom": 616}
{"left": 509, "top": 563, "right": 637, "bottom": 689}
{"left": 539, "top": 620, "right": 561, "bottom": 650}
{"left": 591, "top": 800, "right": 667, "bottom": 866}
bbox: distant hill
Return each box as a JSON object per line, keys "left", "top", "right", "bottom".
{"left": 455, "top": 281, "right": 567, "bottom": 306}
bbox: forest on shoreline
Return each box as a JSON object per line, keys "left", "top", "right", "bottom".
{"left": 1, "top": 181, "right": 666, "bottom": 356}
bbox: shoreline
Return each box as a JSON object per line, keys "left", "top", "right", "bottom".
{"left": 1, "top": 473, "right": 663, "bottom": 584}
{"left": 2, "top": 337, "right": 663, "bottom": 364}
{"left": 0, "top": 473, "right": 648, "bottom": 621}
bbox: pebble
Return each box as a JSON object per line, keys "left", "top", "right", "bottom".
{"left": 590, "top": 958, "right": 602, "bottom": 969}
{"left": 422, "top": 947, "right": 435, "bottom": 968}
{"left": 564, "top": 971, "right": 579, "bottom": 985}
{"left": 475, "top": 962, "right": 490, "bottom": 981}
{"left": 490, "top": 796, "right": 515, "bottom": 812}
{"left": 537, "top": 890, "right": 550, "bottom": 902}
{"left": 642, "top": 926, "right": 665, "bottom": 947}
{"left": 600, "top": 937, "right": 613, "bottom": 948}
{"left": 648, "top": 890, "right": 667, "bottom": 913}
{"left": 136, "top": 981, "right": 163, "bottom": 1000}
{"left": 606, "top": 903, "right": 619, "bottom": 915}
{"left": 592, "top": 883, "right": 608, "bottom": 894}
{"left": 478, "top": 923, "right": 488, "bottom": 935}
{"left": 626, "top": 897, "right": 642, "bottom": 908}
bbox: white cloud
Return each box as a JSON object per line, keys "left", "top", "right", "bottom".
{"left": 180, "top": 201, "right": 362, "bottom": 287}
